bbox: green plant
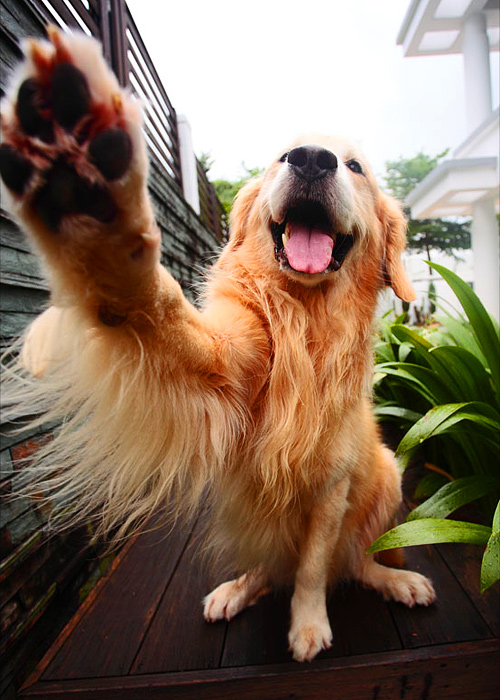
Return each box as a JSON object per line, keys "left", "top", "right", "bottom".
{"left": 371, "top": 262, "right": 500, "bottom": 592}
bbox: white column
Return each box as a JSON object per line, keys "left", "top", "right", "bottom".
{"left": 177, "top": 114, "right": 200, "bottom": 214}
{"left": 471, "top": 197, "right": 499, "bottom": 322}
{"left": 462, "top": 12, "right": 493, "bottom": 132}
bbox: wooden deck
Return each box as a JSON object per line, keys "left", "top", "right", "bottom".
{"left": 20, "top": 508, "right": 499, "bottom": 700}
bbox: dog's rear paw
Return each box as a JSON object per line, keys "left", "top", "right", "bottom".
{"left": 385, "top": 570, "right": 436, "bottom": 608}
{"left": 0, "top": 27, "right": 148, "bottom": 236}
{"left": 203, "top": 576, "right": 270, "bottom": 622}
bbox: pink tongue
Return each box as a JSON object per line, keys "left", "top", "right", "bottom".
{"left": 285, "top": 222, "right": 334, "bottom": 274}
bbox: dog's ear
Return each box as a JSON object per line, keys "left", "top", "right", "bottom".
{"left": 229, "top": 176, "right": 263, "bottom": 247}
{"left": 376, "top": 192, "right": 416, "bottom": 302}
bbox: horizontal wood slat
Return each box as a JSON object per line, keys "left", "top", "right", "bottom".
{"left": 21, "top": 640, "right": 500, "bottom": 700}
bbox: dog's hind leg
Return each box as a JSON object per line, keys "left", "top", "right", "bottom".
{"left": 203, "top": 569, "right": 271, "bottom": 622}
{"left": 350, "top": 446, "right": 436, "bottom": 608}
{"left": 356, "top": 557, "right": 436, "bottom": 608}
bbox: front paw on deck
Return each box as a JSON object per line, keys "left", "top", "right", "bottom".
{"left": 0, "top": 26, "right": 157, "bottom": 280}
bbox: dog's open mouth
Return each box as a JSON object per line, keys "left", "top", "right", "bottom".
{"left": 270, "top": 201, "right": 354, "bottom": 275}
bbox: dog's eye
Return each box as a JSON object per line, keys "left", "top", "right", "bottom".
{"left": 278, "top": 152, "right": 289, "bottom": 163}
{"left": 346, "top": 159, "right": 363, "bottom": 175}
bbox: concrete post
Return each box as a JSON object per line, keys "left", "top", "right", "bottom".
{"left": 177, "top": 114, "right": 200, "bottom": 214}
{"left": 462, "top": 12, "right": 493, "bottom": 132}
{"left": 471, "top": 197, "right": 499, "bottom": 322}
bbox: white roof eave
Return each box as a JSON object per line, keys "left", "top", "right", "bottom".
{"left": 405, "top": 156, "right": 499, "bottom": 217}
{"left": 397, "top": 0, "right": 500, "bottom": 57}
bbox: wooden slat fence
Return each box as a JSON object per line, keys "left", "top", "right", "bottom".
{"left": 197, "top": 159, "right": 229, "bottom": 242}
{"left": 0, "top": 2, "right": 226, "bottom": 697}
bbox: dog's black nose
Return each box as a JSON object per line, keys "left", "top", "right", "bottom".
{"left": 287, "top": 146, "right": 338, "bottom": 182}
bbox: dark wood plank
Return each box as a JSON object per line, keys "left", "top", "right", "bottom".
{"left": 130, "top": 511, "right": 227, "bottom": 674}
{"left": 221, "top": 581, "right": 403, "bottom": 668}
{"left": 21, "top": 640, "right": 500, "bottom": 700}
{"left": 42, "top": 512, "right": 195, "bottom": 680}
{"left": 324, "top": 582, "right": 403, "bottom": 657}
{"left": 389, "top": 544, "right": 493, "bottom": 649}
{"left": 437, "top": 542, "right": 499, "bottom": 636}
{"left": 220, "top": 588, "right": 292, "bottom": 667}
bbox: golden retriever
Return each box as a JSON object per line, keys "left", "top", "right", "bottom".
{"left": 0, "top": 28, "right": 435, "bottom": 662}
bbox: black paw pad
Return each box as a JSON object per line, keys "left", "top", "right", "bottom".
{"left": 34, "top": 160, "right": 80, "bottom": 229}
{"left": 76, "top": 180, "right": 117, "bottom": 223}
{"left": 16, "top": 78, "right": 54, "bottom": 142}
{"left": 0, "top": 144, "right": 34, "bottom": 194}
{"left": 51, "top": 63, "right": 91, "bottom": 130}
{"left": 33, "top": 160, "right": 117, "bottom": 230}
{"left": 88, "top": 128, "right": 132, "bottom": 181}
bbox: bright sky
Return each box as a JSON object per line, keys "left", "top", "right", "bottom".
{"left": 126, "top": 0, "right": 500, "bottom": 184}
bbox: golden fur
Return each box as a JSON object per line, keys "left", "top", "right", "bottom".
{"left": 1, "top": 29, "right": 435, "bottom": 662}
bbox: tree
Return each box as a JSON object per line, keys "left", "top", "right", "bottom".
{"left": 384, "top": 151, "right": 471, "bottom": 263}
{"left": 213, "top": 166, "right": 264, "bottom": 218}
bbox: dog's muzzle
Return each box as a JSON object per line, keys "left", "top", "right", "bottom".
{"left": 287, "top": 146, "right": 338, "bottom": 183}
{"left": 270, "top": 147, "right": 354, "bottom": 276}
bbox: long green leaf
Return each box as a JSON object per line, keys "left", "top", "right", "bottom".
{"left": 436, "top": 313, "right": 485, "bottom": 363}
{"left": 429, "top": 346, "right": 498, "bottom": 406}
{"left": 373, "top": 405, "right": 423, "bottom": 423}
{"left": 481, "top": 502, "right": 500, "bottom": 593}
{"left": 367, "top": 519, "right": 491, "bottom": 553}
{"left": 406, "top": 476, "right": 499, "bottom": 522}
{"left": 435, "top": 411, "right": 500, "bottom": 440}
{"left": 391, "top": 324, "right": 434, "bottom": 357}
{"left": 427, "top": 262, "right": 500, "bottom": 395}
{"left": 392, "top": 324, "right": 491, "bottom": 403}
{"left": 374, "top": 341, "right": 396, "bottom": 363}
{"left": 375, "top": 363, "right": 453, "bottom": 405}
{"left": 396, "top": 402, "right": 500, "bottom": 456}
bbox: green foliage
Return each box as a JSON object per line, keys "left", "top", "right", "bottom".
{"left": 205, "top": 164, "right": 263, "bottom": 233}
{"left": 198, "top": 151, "right": 215, "bottom": 174}
{"left": 384, "top": 151, "right": 471, "bottom": 260}
{"left": 372, "top": 263, "right": 500, "bottom": 592}
{"left": 385, "top": 150, "right": 447, "bottom": 201}
{"left": 199, "top": 156, "right": 264, "bottom": 219}
{"left": 481, "top": 503, "right": 499, "bottom": 593}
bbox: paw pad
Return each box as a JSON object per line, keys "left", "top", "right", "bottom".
{"left": 50, "top": 62, "right": 91, "bottom": 130}
{"left": 0, "top": 35, "right": 134, "bottom": 232}
{"left": 16, "top": 78, "right": 54, "bottom": 142}
{"left": 89, "top": 128, "right": 132, "bottom": 181}
{"left": 0, "top": 145, "right": 34, "bottom": 194}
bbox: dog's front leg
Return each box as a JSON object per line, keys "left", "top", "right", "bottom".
{"left": 0, "top": 28, "right": 165, "bottom": 324}
{"left": 288, "top": 476, "right": 350, "bottom": 662}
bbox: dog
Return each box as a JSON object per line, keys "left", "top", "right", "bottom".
{"left": 0, "top": 28, "right": 436, "bottom": 662}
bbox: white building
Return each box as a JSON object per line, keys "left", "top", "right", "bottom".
{"left": 397, "top": 0, "right": 500, "bottom": 321}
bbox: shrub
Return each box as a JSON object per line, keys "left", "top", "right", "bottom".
{"left": 371, "top": 262, "right": 499, "bottom": 592}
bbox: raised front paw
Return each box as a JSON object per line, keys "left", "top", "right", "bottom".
{"left": 0, "top": 26, "right": 158, "bottom": 299}
{"left": 0, "top": 27, "right": 143, "bottom": 227}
